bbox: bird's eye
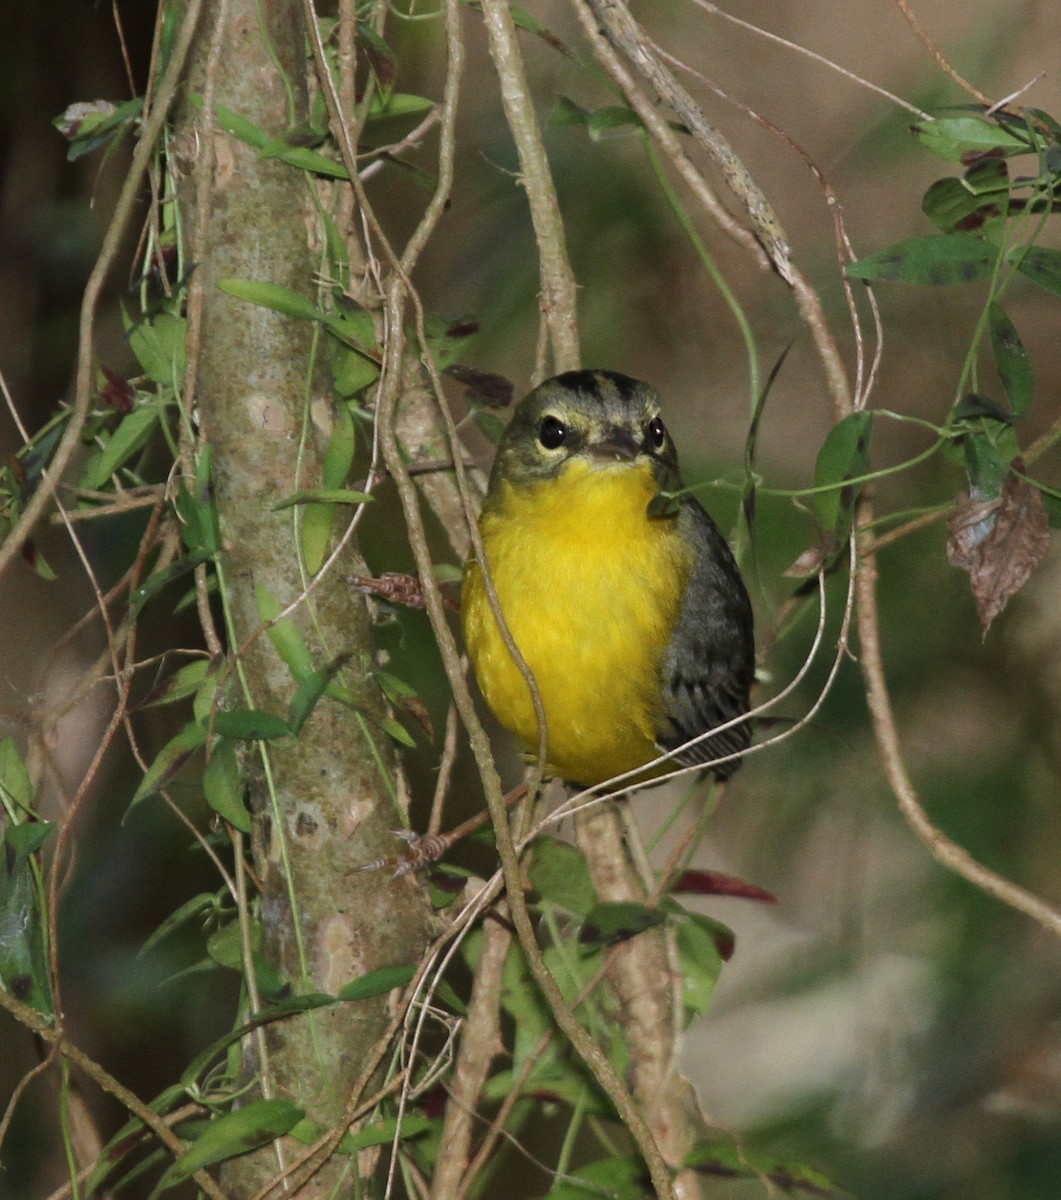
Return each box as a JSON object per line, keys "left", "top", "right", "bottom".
{"left": 647, "top": 417, "right": 667, "bottom": 449}
{"left": 538, "top": 415, "right": 568, "bottom": 450}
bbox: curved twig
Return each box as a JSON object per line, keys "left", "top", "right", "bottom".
{"left": 855, "top": 500, "right": 1061, "bottom": 938}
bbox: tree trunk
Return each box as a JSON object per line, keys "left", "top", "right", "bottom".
{"left": 172, "top": 2, "right": 434, "bottom": 1194}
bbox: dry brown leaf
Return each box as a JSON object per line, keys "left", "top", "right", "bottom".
{"left": 947, "top": 472, "right": 1050, "bottom": 635}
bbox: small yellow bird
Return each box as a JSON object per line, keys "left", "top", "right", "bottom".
{"left": 461, "top": 370, "right": 754, "bottom": 787}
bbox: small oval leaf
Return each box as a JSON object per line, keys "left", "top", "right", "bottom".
{"left": 336, "top": 963, "right": 416, "bottom": 1002}
{"left": 212, "top": 709, "right": 290, "bottom": 741}
{"left": 911, "top": 115, "right": 1030, "bottom": 162}
{"left": 161, "top": 1098, "right": 303, "bottom": 1185}
{"left": 130, "top": 722, "right": 207, "bottom": 808}
{"left": 813, "top": 410, "right": 874, "bottom": 537}
{"left": 988, "top": 302, "right": 1033, "bottom": 416}
{"left": 217, "top": 278, "right": 321, "bottom": 322}
{"left": 202, "top": 739, "right": 251, "bottom": 833}
{"left": 579, "top": 902, "right": 665, "bottom": 947}
{"left": 1010, "top": 245, "right": 1061, "bottom": 298}
{"left": 848, "top": 234, "right": 997, "bottom": 286}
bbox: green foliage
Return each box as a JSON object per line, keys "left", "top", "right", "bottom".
{"left": 0, "top": 742, "right": 54, "bottom": 1017}
{"left": 9, "top": 6, "right": 1061, "bottom": 1200}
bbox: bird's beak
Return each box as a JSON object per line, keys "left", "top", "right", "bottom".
{"left": 586, "top": 425, "right": 640, "bottom": 463}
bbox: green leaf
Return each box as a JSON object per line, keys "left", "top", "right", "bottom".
{"left": 331, "top": 346, "right": 381, "bottom": 397}
{"left": 961, "top": 156, "right": 1013, "bottom": 197}
{"left": 472, "top": 409, "right": 506, "bottom": 446}
{"left": 324, "top": 307, "right": 380, "bottom": 354}
{"left": 911, "top": 115, "right": 1030, "bottom": 162}
{"left": 209, "top": 101, "right": 270, "bottom": 149}
{"left": 0, "top": 737, "right": 34, "bottom": 811}
{"left": 257, "top": 584, "right": 315, "bottom": 683}
{"left": 988, "top": 302, "right": 1033, "bottom": 416}
{"left": 5, "top": 821, "right": 54, "bottom": 865}
{"left": 542, "top": 1156, "right": 647, "bottom": 1200}
{"left": 22, "top": 542, "right": 57, "bottom": 582}
{"left": 357, "top": 23, "right": 396, "bottom": 101}
{"left": 128, "top": 312, "right": 187, "bottom": 386}
{"left": 203, "top": 921, "right": 286, "bottom": 998}
{"left": 950, "top": 392, "right": 1013, "bottom": 425}
{"left": 83, "top": 1084, "right": 188, "bottom": 1197}
{"left": 202, "top": 739, "right": 251, "bottom": 832}
{"left": 587, "top": 104, "right": 642, "bottom": 140}
{"left": 921, "top": 165, "right": 1009, "bottom": 236}
{"left": 205, "top": 921, "right": 251, "bottom": 971}
{"left": 287, "top": 656, "right": 352, "bottom": 735}
{"left": 288, "top": 1114, "right": 432, "bottom": 1155}
{"left": 131, "top": 551, "right": 213, "bottom": 617}
{"left": 54, "top": 97, "right": 143, "bottom": 161}
{"left": 130, "top": 722, "right": 207, "bottom": 808}
{"left": 323, "top": 402, "right": 356, "bottom": 491}
{"left": 1010, "top": 244, "right": 1061, "bottom": 297}
{"left": 80, "top": 406, "right": 162, "bottom": 491}
{"left": 551, "top": 96, "right": 588, "bottom": 127}
{"left": 300, "top": 400, "right": 359, "bottom": 574}
{"left": 143, "top": 659, "right": 213, "bottom": 708}
{"left": 0, "top": 820, "right": 55, "bottom": 1016}
{"left": 962, "top": 425, "right": 1015, "bottom": 500}
{"left": 175, "top": 455, "right": 221, "bottom": 555}
{"left": 417, "top": 314, "right": 479, "bottom": 369}
{"left": 212, "top": 709, "right": 291, "bottom": 741}
{"left": 375, "top": 714, "right": 416, "bottom": 748}
{"left": 172, "top": 495, "right": 219, "bottom": 558}
{"left": 260, "top": 141, "right": 350, "bottom": 179}
{"left": 579, "top": 901, "right": 665, "bottom": 947}
{"left": 217, "top": 278, "right": 321, "bottom": 322}
{"left": 335, "top": 963, "right": 416, "bottom": 1002}
{"left": 529, "top": 837, "right": 595, "bottom": 917}
{"left": 204, "top": 101, "right": 352, "bottom": 177}
{"left": 672, "top": 914, "right": 724, "bottom": 1018}
{"left": 154, "top": 1099, "right": 303, "bottom": 1191}
{"left": 684, "top": 1141, "right": 849, "bottom": 1197}
{"left": 813, "top": 411, "right": 874, "bottom": 538}
{"left": 365, "top": 92, "right": 434, "bottom": 122}
{"left": 272, "top": 488, "right": 373, "bottom": 512}
{"left": 847, "top": 234, "right": 998, "bottom": 285}
{"left": 140, "top": 891, "right": 226, "bottom": 957}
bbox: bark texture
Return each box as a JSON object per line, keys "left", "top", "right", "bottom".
{"left": 172, "top": 2, "right": 434, "bottom": 1194}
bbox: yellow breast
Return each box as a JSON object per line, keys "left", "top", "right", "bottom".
{"left": 461, "top": 458, "right": 691, "bottom": 786}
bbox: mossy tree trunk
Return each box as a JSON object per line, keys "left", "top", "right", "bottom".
{"left": 172, "top": 2, "right": 434, "bottom": 1195}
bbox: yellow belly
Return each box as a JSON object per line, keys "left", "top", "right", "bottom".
{"left": 461, "top": 459, "right": 691, "bottom": 786}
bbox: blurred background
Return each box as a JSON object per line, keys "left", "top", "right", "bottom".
{"left": 2, "top": 1, "right": 1060, "bottom": 1197}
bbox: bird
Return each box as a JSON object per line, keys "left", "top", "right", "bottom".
{"left": 461, "top": 369, "right": 754, "bottom": 789}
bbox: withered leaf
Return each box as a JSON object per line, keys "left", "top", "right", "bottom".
{"left": 947, "top": 471, "right": 1050, "bottom": 634}
{"left": 671, "top": 869, "right": 777, "bottom": 904}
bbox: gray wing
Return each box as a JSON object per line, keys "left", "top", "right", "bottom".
{"left": 656, "top": 498, "right": 755, "bottom": 779}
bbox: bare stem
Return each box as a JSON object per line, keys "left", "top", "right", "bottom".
{"left": 855, "top": 500, "right": 1061, "bottom": 938}
{"left": 480, "top": 0, "right": 580, "bottom": 375}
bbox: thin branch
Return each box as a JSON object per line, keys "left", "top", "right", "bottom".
{"left": 0, "top": 989, "right": 231, "bottom": 1200}
{"left": 480, "top": 0, "right": 580, "bottom": 375}
{"left": 574, "top": 0, "right": 852, "bottom": 416}
{"left": 376, "top": 272, "right": 677, "bottom": 1197}
{"left": 893, "top": 0, "right": 994, "bottom": 108}
{"left": 568, "top": 0, "right": 766, "bottom": 271}
{"left": 427, "top": 912, "right": 510, "bottom": 1200}
{"left": 584, "top": 0, "right": 791, "bottom": 280}
{"left": 692, "top": 0, "right": 930, "bottom": 120}
{"left": 855, "top": 499, "right": 1061, "bottom": 938}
